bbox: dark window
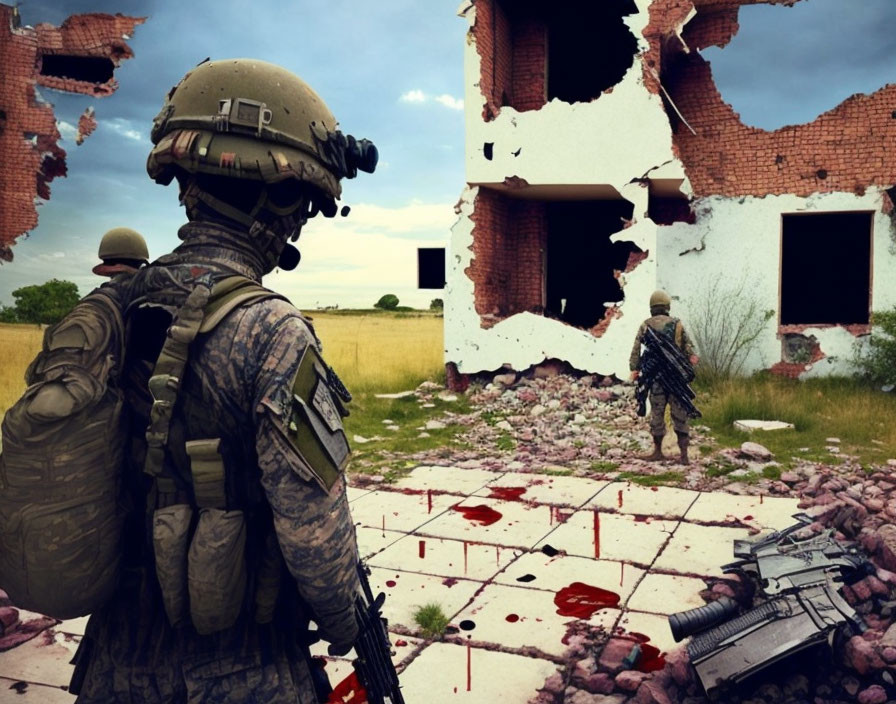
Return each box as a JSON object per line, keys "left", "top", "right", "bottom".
{"left": 418, "top": 248, "right": 445, "bottom": 289}
{"left": 40, "top": 54, "right": 115, "bottom": 84}
{"left": 780, "top": 212, "right": 872, "bottom": 325}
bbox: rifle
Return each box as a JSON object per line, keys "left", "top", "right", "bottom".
{"left": 634, "top": 326, "right": 701, "bottom": 419}
{"left": 667, "top": 514, "right": 871, "bottom": 694}
{"left": 327, "top": 562, "right": 405, "bottom": 704}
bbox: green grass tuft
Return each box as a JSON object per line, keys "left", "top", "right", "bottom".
{"left": 413, "top": 602, "right": 450, "bottom": 638}
{"left": 617, "top": 471, "right": 684, "bottom": 486}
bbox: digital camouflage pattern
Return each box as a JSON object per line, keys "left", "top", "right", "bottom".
{"left": 71, "top": 220, "right": 360, "bottom": 704}
{"left": 630, "top": 313, "right": 696, "bottom": 437}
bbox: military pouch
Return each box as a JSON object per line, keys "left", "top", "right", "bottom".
{"left": 287, "top": 345, "right": 350, "bottom": 492}
{"left": 152, "top": 503, "right": 193, "bottom": 627}
{"left": 188, "top": 508, "right": 247, "bottom": 635}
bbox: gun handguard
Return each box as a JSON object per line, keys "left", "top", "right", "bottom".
{"left": 352, "top": 562, "right": 405, "bottom": 704}
{"left": 668, "top": 596, "right": 739, "bottom": 642}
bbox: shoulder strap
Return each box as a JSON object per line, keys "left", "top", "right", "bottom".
{"left": 674, "top": 319, "right": 683, "bottom": 349}
{"left": 200, "top": 275, "right": 287, "bottom": 333}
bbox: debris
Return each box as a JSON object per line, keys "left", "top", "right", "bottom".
{"left": 733, "top": 419, "right": 795, "bottom": 432}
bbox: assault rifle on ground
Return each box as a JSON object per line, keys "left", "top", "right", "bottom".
{"left": 667, "top": 514, "right": 872, "bottom": 694}
{"left": 634, "top": 326, "right": 701, "bottom": 419}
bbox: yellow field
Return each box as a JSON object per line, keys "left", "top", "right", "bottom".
{"left": 0, "top": 323, "right": 43, "bottom": 417}
{"left": 0, "top": 314, "right": 444, "bottom": 419}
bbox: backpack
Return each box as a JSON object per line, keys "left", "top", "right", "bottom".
{"left": 0, "top": 274, "right": 281, "bottom": 620}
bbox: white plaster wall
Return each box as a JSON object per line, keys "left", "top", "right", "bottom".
{"left": 461, "top": 0, "right": 687, "bottom": 191}
{"left": 658, "top": 189, "right": 896, "bottom": 376}
{"left": 445, "top": 186, "right": 659, "bottom": 377}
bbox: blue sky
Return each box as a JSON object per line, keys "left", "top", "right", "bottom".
{"left": 3, "top": 0, "right": 894, "bottom": 309}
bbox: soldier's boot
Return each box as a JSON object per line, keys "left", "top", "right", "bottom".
{"left": 639, "top": 436, "right": 666, "bottom": 462}
{"left": 676, "top": 432, "right": 690, "bottom": 465}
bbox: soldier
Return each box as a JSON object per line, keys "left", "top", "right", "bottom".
{"left": 92, "top": 226, "right": 149, "bottom": 277}
{"left": 629, "top": 290, "right": 699, "bottom": 464}
{"left": 69, "top": 59, "right": 377, "bottom": 703}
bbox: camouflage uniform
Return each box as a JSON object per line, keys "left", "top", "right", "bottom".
{"left": 629, "top": 313, "right": 696, "bottom": 437}
{"left": 71, "top": 221, "right": 360, "bottom": 703}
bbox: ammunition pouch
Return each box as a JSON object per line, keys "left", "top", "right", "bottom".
{"left": 152, "top": 503, "right": 193, "bottom": 627}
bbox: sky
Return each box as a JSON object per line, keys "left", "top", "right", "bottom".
{"left": 2, "top": 0, "right": 895, "bottom": 309}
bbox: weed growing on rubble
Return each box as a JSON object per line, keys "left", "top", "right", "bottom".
{"left": 413, "top": 603, "right": 450, "bottom": 638}
{"left": 589, "top": 461, "right": 619, "bottom": 472}
{"left": 617, "top": 471, "right": 683, "bottom": 486}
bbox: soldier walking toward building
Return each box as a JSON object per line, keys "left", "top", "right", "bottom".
{"left": 629, "top": 290, "right": 699, "bottom": 464}
{"left": 63, "top": 59, "right": 378, "bottom": 703}
{"left": 92, "top": 226, "right": 149, "bottom": 277}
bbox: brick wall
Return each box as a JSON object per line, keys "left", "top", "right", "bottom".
{"left": 468, "top": 188, "right": 546, "bottom": 324}
{"left": 0, "top": 4, "right": 143, "bottom": 259}
{"left": 644, "top": 0, "right": 896, "bottom": 198}
{"left": 472, "top": 0, "right": 547, "bottom": 119}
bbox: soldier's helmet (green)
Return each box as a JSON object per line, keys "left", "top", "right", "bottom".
{"left": 649, "top": 290, "right": 671, "bottom": 308}
{"left": 97, "top": 227, "right": 149, "bottom": 264}
{"left": 146, "top": 58, "right": 377, "bottom": 212}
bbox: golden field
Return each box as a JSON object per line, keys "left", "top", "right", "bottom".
{"left": 0, "top": 313, "right": 444, "bottom": 418}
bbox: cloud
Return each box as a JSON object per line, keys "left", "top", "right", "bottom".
{"left": 399, "top": 89, "right": 464, "bottom": 111}
{"left": 399, "top": 89, "right": 427, "bottom": 103}
{"left": 105, "top": 117, "right": 146, "bottom": 142}
{"left": 434, "top": 94, "right": 464, "bottom": 110}
{"left": 56, "top": 120, "right": 78, "bottom": 141}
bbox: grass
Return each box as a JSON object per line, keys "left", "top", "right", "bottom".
{"left": 695, "top": 374, "right": 896, "bottom": 468}
{"left": 413, "top": 602, "right": 450, "bottom": 638}
{"left": 617, "top": 470, "right": 684, "bottom": 486}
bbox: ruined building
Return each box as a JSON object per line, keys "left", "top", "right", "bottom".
{"left": 445, "top": 0, "right": 896, "bottom": 386}
{"left": 0, "top": 4, "right": 143, "bottom": 261}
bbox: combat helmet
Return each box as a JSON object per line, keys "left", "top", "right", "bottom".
{"left": 649, "top": 289, "right": 671, "bottom": 314}
{"left": 146, "top": 58, "right": 377, "bottom": 227}
{"left": 93, "top": 227, "right": 149, "bottom": 276}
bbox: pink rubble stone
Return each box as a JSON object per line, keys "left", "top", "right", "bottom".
{"left": 583, "top": 672, "right": 615, "bottom": 695}
{"left": 541, "top": 672, "right": 565, "bottom": 694}
{"left": 635, "top": 679, "right": 673, "bottom": 704}
{"left": 842, "top": 634, "right": 885, "bottom": 675}
{"left": 857, "top": 684, "right": 888, "bottom": 704}
{"left": 880, "top": 646, "right": 896, "bottom": 664}
{"left": 664, "top": 649, "right": 692, "bottom": 686}
{"left": 851, "top": 579, "right": 873, "bottom": 602}
{"left": 599, "top": 638, "right": 640, "bottom": 673}
{"left": 615, "top": 670, "right": 648, "bottom": 691}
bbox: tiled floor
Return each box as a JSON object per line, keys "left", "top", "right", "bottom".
{"left": 0, "top": 465, "right": 804, "bottom": 703}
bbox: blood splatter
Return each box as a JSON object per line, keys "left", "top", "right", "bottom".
{"left": 460, "top": 619, "right": 476, "bottom": 630}
{"left": 488, "top": 486, "right": 527, "bottom": 501}
{"left": 554, "top": 582, "right": 620, "bottom": 618}
{"left": 385, "top": 580, "right": 396, "bottom": 588}
{"left": 463, "top": 541, "right": 468, "bottom": 574}
{"left": 626, "top": 632, "right": 666, "bottom": 672}
{"left": 617, "top": 490, "right": 623, "bottom": 508}
{"left": 327, "top": 671, "right": 367, "bottom": 703}
{"left": 466, "top": 641, "right": 472, "bottom": 691}
{"left": 419, "top": 540, "right": 426, "bottom": 559}
{"left": 760, "top": 494, "right": 764, "bottom": 504}
{"left": 633, "top": 515, "right": 649, "bottom": 523}
{"left": 395, "top": 639, "right": 408, "bottom": 647}
{"left": 427, "top": 489, "right": 433, "bottom": 514}
{"left": 443, "top": 577, "right": 459, "bottom": 587}
{"left": 650, "top": 486, "right": 659, "bottom": 492}
{"left": 505, "top": 613, "right": 520, "bottom": 623}
{"left": 593, "top": 511, "right": 600, "bottom": 559}
{"left": 451, "top": 504, "right": 503, "bottom": 526}
{"left": 743, "top": 515, "right": 754, "bottom": 521}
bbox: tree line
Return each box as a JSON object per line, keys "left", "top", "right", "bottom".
{"left": 0, "top": 279, "right": 80, "bottom": 325}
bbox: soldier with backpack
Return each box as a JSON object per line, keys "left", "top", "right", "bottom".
{"left": 92, "top": 227, "right": 150, "bottom": 278}
{"left": 629, "top": 290, "right": 700, "bottom": 464}
{"left": 0, "top": 58, "right": 377, "bottom": 703}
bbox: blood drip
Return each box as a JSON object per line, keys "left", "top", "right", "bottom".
{"left": 327, "top": 672, "right": 367, "bottom": 703}
{"left": 427, "top": 489, "right": 433, "bottom": 514}
{"left": 463, "top": 541, "right": 468, "bottom": 574}
{"left": 593, "top": 511, "right": 600, "bottom": 559}
{"left": 554, "top": 582, "right": 620, "bottom": 618}
{"left": 385, "top": 580, "right": 396, "bottom": 588}
{"left": 617, "top": 489, "right": 623, "bottom": 508}
{"left": 627, "top": 632, "right": 666, "bottom": 672}
{"left": 419, "top": 540, "right": 426, "bottom": 559}
{"left": 488, "top": 486, "right": 527, "bottom": 501}
{"left": 451, "top": 504, "right": 502, "bottom": 526}
{"left": 505, "top": 613, "right": 520, "bottom": 622}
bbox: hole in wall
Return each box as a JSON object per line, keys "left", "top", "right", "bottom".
{"left": 39, "top": 54, "right": 115, "bottom": 84}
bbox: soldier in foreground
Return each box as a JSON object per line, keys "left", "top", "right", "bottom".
{"left": 92, "top": 226, "right": 149, "bottom": 277}
{"left": 629, "top": 290, "right": 699, "bottom": 464}
{"left": 66, "top": 59, "right": 377, "bottom": 702}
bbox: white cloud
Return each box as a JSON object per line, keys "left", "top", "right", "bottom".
{"left": 399, "top": 89, "right": 427, "bottom": 103}
{"left": 399, "top": 90, "right": 464, "bottom": 111}
{"left": 434, "top": 94, "right": 464, "bottom": 110}
{"left": 56, "top": 120, "right": 77, "bottom": 141}
{"left": 106, "top": 118, "right": 145, "bottom": 142}
{"left": 265, "top": 200, "right": 454, "bottom": 308}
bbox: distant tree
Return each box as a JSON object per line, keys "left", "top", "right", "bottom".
{"left": 374, "top": 293, "right": 399, "bottom": 310}
{"left": 429, "top": 298, "right": 444, "bottom": 311}
{"left": 9, "top": 279, "right": 80, "bottom": 325}
{"left": 0, "top": 305, "right": 19, "bottom": 323}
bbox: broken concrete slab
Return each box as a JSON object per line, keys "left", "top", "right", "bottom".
{"left": 586, "top": 482, "right": 699, "bottom": 519}
{"left": 493, "top": 552, "right": 645, "bottom": 604}
{"left": 369, "top": 534, "right": 523, "bottom": 582}
{"left": 734, "top": 419, "right": 795, "bottom": 432}
{"left": 368, "top": 567, "right": 483, "bottom": 632}
{"left": 398, "top": 642, "right": 558, "bottom": 702}
{"left": 418, "top": 497, "right": 558, "bottom": 549}
{"left": 653, "top": 522, "right": 752, "bottom": 577}
{"left": 625, "top": 573, "right": 708, "bottom": 614}
{"left": 536, "top": 511, "right": 678, "bottom": 566}
{"left": 684, "top": 492, "right": 801, "bottom": 531}
{"left": 453, "top": 582, "right": 619, "bottom": 657}
{"left": 391, "top": 465, "right": 504, "bottom": 495}
{"left": 471, "top": 473, "right": 608, "bottom": 507}
{"left": 349, "top": 489, "right": 460, "bottom": 533}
